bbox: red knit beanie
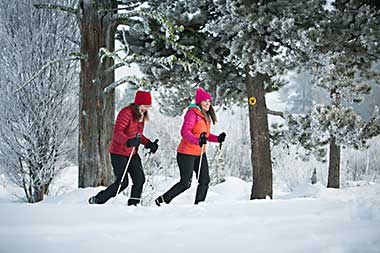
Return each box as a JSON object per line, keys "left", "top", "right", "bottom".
{"left": 134, "top": 91, "right": 152, "bottom": 105}
{"left": 195, "top": 87, "right": 212, "bottom": 104}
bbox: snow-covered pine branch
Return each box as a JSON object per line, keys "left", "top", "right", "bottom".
{"left": 361, "top": 107, "right": 380, "bottom": 140}
{"left": 103, "top": 75, "right": 151, "bottom": 93}
{"left": 112, "top": 8, "right": 210, "bottom": 66}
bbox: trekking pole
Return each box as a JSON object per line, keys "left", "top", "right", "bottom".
{"left": 143, "top": 139, "right": 159, "bottom": 198}
{"left": 216, "top": 142, "right": 223, "bottom": 183}
{"left": 143, "top": 139, "right": 159, "bottom": 169}
{"left": 196, "top": 135, "right": 206, "bottom": 182}
{"left": 116, "top": 133, "right": 140, "bottom": 195}
{"left": 194, "top": 142, "right": 205, "bottom": 205}
{"left": 196, "top": 144, "right": 205, "bottom": 182}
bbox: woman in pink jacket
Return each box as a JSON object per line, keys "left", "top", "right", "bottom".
{"left": 88, "top": 91, "right": 159, "bottom": 206}
{"left": 155, "top": 87, "right": 226, "bottom": 206}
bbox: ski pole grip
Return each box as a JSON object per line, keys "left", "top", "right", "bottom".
{"left": 148, "top": 139, "right": 159, "bottom": 154}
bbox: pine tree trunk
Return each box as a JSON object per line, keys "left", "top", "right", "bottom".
{"left": 246, "top": 67, "right": 273, "bottom": 199}
{"left": 78, "top": 0, "right": 116, "bottom": 187}
{"left": 327, "top": 137, "right": 341, "bottom": 188}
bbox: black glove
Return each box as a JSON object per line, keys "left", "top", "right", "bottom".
{"left": 218, "top": 132, "right": 226, "bottom": 143}
{"left": 126, "top": 136, "right": 140, "bottom": 147}
{"left": 145, "top": 139, "right": 159, "bottom": 154}
{"left": 199, "top": 132, "right": 207, "bottom": 147}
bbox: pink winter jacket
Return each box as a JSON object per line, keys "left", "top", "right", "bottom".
{"left": 177, "top": 106, "right": 218, "bottom": 156}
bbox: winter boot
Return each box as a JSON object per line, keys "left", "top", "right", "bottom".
{"left": 154, "top": 196, "right": 164, "bottom": 206}
{"left": 128, "top": 197, "right": 140, "bottom": 206}
{"left": 88, "top": 196, "right": 98, "bottom": 204}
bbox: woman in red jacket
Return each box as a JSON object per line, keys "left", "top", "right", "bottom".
{"left": 155, "top": 87, "right": 226, "bottom": 206}
{"left": 88, "top": 91, "right": 158, "bottom": 206}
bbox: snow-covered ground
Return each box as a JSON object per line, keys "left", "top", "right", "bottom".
{"left": 0, "top": 166, "right": 379, "bottom": 253}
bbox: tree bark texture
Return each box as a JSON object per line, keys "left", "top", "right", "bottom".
{"left": 78, "top": 0, "right": 117, "bottom": 187}
{"left": 246, "top": 67, "right": 273, "bottom": 199}
{"left": 327, "top": 137, "right": 341, "bottom": 188}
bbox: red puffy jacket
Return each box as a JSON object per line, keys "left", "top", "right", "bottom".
{"left": 109, "top": 105, "right": 150, "bottom": 157}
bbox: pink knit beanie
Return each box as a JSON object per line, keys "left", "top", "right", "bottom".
{"left": 195, "top": 87, "right": 212, "bottom": 104}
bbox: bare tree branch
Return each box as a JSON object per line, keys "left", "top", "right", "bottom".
{"left": 267, "top": 109, "right": 285, "bottom": 118}
{"left": 14, "top": 55, "right": 83, "bottom": 93}
{"left": 33, "top": 3, "right": 80, "bottom": 15}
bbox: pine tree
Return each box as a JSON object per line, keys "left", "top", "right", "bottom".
{"left": 270, "top": 0, "right": 380, "bottom": 188}
{"left": 202, "top": 0, "right": 330, "bottom": 199}
{"left": 303, "top": 0, "right": 380, "bottom": 188}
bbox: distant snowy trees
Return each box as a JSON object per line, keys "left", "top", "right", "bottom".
{"left": 278, "top": 0, "right": 380, "bottom": 188}
{"left": 0, "top": 0, "right": 78, "bottom": 202}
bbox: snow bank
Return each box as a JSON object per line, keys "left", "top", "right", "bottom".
{"left": 0, "top": 167, "right": 379, "bottom": 253}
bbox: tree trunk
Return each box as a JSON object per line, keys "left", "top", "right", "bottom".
{"left": 327, "top": 87, "right": 341, "bottom": 188}
{"left": 327, "top": 137, "right": 341, "bottom": 188}
{"left": 25, "top": 171, "right": 44, "bottom": 203}
{"left": 78, "top": 0, "right": 116, "bottom": 187}
{"left": 246, "top": 68, "right": 273, "bottom": 199}
{"left": 29, "top": 186, "right": 44, "bottom": 203}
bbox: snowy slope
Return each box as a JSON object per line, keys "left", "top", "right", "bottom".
{"left": 0, "top": 167, "right": 379, "bottom": 253}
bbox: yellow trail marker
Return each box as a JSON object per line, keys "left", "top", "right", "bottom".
{"left": 249, "top": 96, "right": 257, "bottom": 106}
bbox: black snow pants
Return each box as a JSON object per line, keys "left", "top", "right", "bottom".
{"left": 162, "top": 152, "right": 210, "bottom": 204}
{"left": 95, "top": 153, "right": 145, "bottom": 205}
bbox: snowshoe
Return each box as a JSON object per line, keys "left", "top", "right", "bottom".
{"left": 88, "top": 196, "right": 98, "bottom": 204}
{"left": 154, "top": 196, "right": 164, "bottom": 206}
